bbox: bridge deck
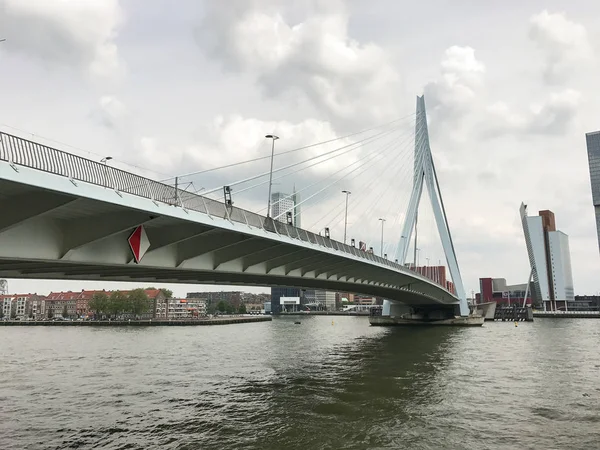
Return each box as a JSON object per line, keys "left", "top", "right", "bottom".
{"left": 0, "top": 131, "right": 459, "bottom": 308}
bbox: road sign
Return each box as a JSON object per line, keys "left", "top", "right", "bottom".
{"left": 128, "top": 225, "right": 150, "bottom": 263}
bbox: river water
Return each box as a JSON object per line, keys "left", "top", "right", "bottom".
{"left": 1, "top": 316, "right": 600, "bottom": 449}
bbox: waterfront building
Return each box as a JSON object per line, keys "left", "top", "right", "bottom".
{"left": 1, "top": 295, "right": 13, "bottom": 318}
{"left": 412, "top": 265, "right": 447, "bottom": 288}
{"left": 586, "top": 130, "right": 600, "bottom": 254}
{"left": 47, "top": 288, "right": 166, "bottom": 318}
{"left": 0, "top": 294, "right": 44, "bottom": 319}
{"left": 156, "top": 298, "right": 207, "bottom": 319}
{"left": 519, "top": 204, "right": 574, "bottom": 310}
{"left": 354, "top": 295, "right": 376, "bottom": 305}
{"left": 271, "top": 287, "right": 300, "bottom": 313}
{"left": 186, "top": 291, "right": 242, "bottom": 310}
{"left": 314, "top": 290, "right": 336, "bottom": 310}
{"left": 477, "top": 278, "right": 532, "bottom": 306}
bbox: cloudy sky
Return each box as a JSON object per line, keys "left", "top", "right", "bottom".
{"left": 1, "top": 0, "right": 599, "bottom": 298}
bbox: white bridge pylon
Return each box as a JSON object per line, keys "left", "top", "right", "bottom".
{"left": 396, "top": 95, "right": 469, "bottom": 316}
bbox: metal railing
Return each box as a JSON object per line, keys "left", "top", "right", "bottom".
{"left": 0, "top": 130, "right": 447, "bottom": 291}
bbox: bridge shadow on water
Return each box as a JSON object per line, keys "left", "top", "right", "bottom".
{"left": 147, "top": 316, "right": 470, "bottom": 450}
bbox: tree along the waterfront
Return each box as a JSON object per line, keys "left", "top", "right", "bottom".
{"left": 88, "top": 292, "right": 109, "bottom": 318}
{"left": 159, "top": 288, "right": 173, "bottom": 299}
{"left": 128, "top": 288, "right": 151, "bottom": 317}
{"left": 62, "top": 305, "right": 68, "bottom": 319}
{"left": 238, "top": 303, "right": 247, "bottom": 314}
{"left": 89, "top": 290, "right": 151, "bottom": 319}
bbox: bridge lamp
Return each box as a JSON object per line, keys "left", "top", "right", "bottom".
{"left": 342, "top": 190, "right": 351, "bottom": 244}
{"left": 378, "top": 218, "right": 386, "bottom": 257}
{"left": 100, "top": 156, "right": 113, "bottom": 188}
{"left": 265, "top": 134, "right": 279, "bottom": 218}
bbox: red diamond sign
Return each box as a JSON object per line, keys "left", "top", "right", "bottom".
{"left": 128, "top": 225, "right": 150, "bottom": 263}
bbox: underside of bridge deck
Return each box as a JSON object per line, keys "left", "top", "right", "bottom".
{"left": 0, "top": 166, "right": 459, "bottom": 310}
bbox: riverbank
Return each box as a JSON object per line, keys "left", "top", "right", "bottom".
{"left": 533, "top": 311, "right": 600, "bottom": 319}
{"left": 0, "top": 316, "right": 272, "bottom": 326}
{"left": 279, "top": 311, "right": 369, "bottom": 316}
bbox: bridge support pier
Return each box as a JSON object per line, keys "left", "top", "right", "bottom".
{"left": 374, "top": 300, "right": 484, "bottom": 326}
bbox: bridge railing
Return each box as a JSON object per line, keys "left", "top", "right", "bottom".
{"left": 0, "top": 130, "right": 448, "bottom": 292}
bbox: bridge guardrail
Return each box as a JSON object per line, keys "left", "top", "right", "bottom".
{"left": 0, "top": 130, "right": 452, "bottom": 294}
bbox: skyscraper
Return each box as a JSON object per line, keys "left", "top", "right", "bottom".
{"left": 520, "top": 203, "right": 574, "bottom": 310}
{"left": 270, "top": 190, "right": 302, "bottom": 313}
{"left": 271, "top": 190, "right": 300, "bottom": 227}
{"left": 586, "top": 130, "right": 600, "bottom": 254}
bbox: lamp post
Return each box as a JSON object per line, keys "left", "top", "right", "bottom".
{"left": 378, "top": 218, "right": 386, "bottom": 257}
{"left": 426, "top": 257, "right": 430, "bottom": 279}
{"left": 342, "top": 190, "right": 351, "bottom": 244}
{"left": 265, "top": 135, "right": 279, "bottom": 218}
{"left": 100, "top": 156, "right": 112, "bottom": 188}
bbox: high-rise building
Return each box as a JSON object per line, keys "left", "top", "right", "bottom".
{"left": 271, "top": 190, "right": 300, "bottom": 227}
{"left": 270, "top": 190, "right": 302, "bottom": 313}
{"left": 520, "top": 203, "right": 574, "bottom": 310}
{"left": 586, "top": 131, "right": 600, "bottom": 254}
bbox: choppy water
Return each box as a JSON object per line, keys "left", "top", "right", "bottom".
{"left": 1, "top": 317, "right": 600, "bottom": 449}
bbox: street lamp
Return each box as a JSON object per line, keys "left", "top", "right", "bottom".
{"left": 378, "top": 218, "right": 386, "bottom": 257}
{"left": 265, "top": 135, "right": 279, "bottom": 218}
{"left": 100, "top": 156, "right": 113, "bottom": 188}
{"left": 342, "top": 190, "right": 351, "bottom": 244}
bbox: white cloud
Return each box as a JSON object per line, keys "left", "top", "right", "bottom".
{"left": 197, "top": 0, "right": 401, "bottom": 130}
{"left": 529, "top": 10, "right": 594, "bottom": 84}
{"left": 96, "top": 95, "right": 128, "bottom": 129}
{"left": 0, "top": 0, "right": 124, "bottom": 82}
{"left": 423, "top": 46, "right": 486, "bottom": 130}
{"left": 484, "top": 89, "right": 581, "bottom": 136}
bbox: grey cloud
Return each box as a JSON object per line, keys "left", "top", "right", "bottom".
{"left": 0, "top": 0, "right": 124, "bottom": 82}
{"left": 195, "top": 0, "right": 402, "bottom": 132}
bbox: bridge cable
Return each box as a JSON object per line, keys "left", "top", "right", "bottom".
{"left": 312, "top": 128, "right": 418, "bottom": 233}
{"left": 231, "top": 124, "right": 412, "bottom": 197}
{"left": 270, "top": 134, "right": 400, "bottom": 221}
{"left": 168, "top": 112, "right": 417, "bottom": 181}
{"left": 263, "top": 125, "right": 414, "bottom": 210}
{"left": 201, "top": 122, "right": 407, "bottom": 196}
{"left": 304, "top": 132, "right": 410, "bottom": 231}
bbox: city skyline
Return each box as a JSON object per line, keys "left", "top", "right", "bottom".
{"left": 1, "top": 1, "right": 600, "bottom": 297}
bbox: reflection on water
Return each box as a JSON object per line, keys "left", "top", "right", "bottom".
{"left": 1, "top": 317, "right": 600, "bottom": 449}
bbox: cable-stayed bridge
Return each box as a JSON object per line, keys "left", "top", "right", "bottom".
{"left": 0, "top": 96, "right": 473, "bottom": 321}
